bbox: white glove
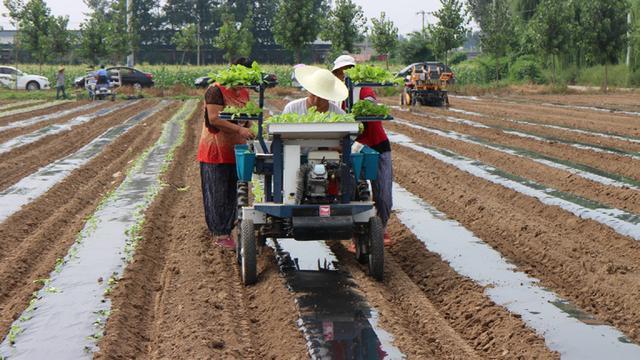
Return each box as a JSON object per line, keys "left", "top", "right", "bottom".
{"left": 351, "top": 141, "right": 364, "bottom": 153}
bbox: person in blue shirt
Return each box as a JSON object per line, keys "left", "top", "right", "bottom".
{"left": 96, "top": 65, "right": 109, "bottom": 84}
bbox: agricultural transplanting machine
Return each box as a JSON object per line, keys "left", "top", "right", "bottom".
{"left": 399, "top": 62, "right": 454, "bottom": 107}
{"left": 230, "top": 75, "right": 394, "bottom": 285}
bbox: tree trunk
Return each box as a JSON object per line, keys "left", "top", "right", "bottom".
{"left": 552, "top": 54, "right": 557, "bottom": 84}
{"left": 603, "top": 63, "right": 609, "bottom": 93}
{"left": 296, "top": 49, "right": 301, "bottom": 63}
{"left": 385, "top": 53, "right": 389, "bottom": 70}
{"left": 181, "top": 51, "right": 185, "bottom": 65}
{"left": 495, "top": 57, "right": 500, "bottom": 82}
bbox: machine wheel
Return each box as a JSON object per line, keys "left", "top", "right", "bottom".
{"left": 236, "top": 223, "right": 242, "bottom": 264}
{"left": 240, "top": 220, "right": 257, "bottom": 285}
{"left": 410, "top": 93, "right": 417, "bottom": 106}
{"left": 368, "top": 216, "right": 384, "bottom": 281}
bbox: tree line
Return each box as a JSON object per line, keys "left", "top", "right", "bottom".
{"left": 3, "top": 0, "right": 640, "bottom": 90}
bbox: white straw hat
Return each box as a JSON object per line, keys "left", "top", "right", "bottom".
{"left": 332, "top": 55, "right": 356, "bottom": 72}
{"left": 294, "top": 65, "right": 349, "bottom": 102}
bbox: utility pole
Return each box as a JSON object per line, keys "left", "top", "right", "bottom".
{"left": 627, "top": 12, "right": 632, "bottom": 67}
{"left": 416, "top": 10, "right": 426, "bottom": 32}
{"left": 125, "top": 0, "right": 134, "bottom": 66}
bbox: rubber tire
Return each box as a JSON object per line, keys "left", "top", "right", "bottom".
{"left": 26, "top": 81, "right": 40, "bottom": 91}
{"left": 241, "top": 220, "right": 257, "bottom": 285}
{"left": 236, "top": 222, "right": 242, "bottom": 264}
{"left": 134, "top": 83, "right": 142, "bottom": 91}
{"left": 368, "top": 216, "right": 384, "bottom": 281}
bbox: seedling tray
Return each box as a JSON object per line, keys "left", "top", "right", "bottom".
{"left": 354, "top": 115, "right": 394, "bottom": 121}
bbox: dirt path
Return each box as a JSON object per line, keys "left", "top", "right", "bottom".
{"left": 391, "top": 144, "right": 640, "bottom": 345}
{"left": 390, "top": 109, "right": 640, "bottom": 184}
{"left": 96, "top": 109, "right": 308, "bottom": 359}
{"left": 0, "top": 100, "right": 153, "bottom": 191}
{"left": 0, "top": 102, "right": 179, "bottom": 341}
{"left": 387, "top": 121, "right": 640, "bottom": 214}
{"left": 0, "top": 102, "right": 108, "bottom": 143}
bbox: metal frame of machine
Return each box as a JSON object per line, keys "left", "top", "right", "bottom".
{"left": 400, "top": 62, "right": 453, "bottom": 107}
{"left": 234, "top": 78, "right": 391, "bottom": 285}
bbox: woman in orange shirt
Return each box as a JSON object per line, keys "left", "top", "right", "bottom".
{"left": 198, "top": 58, "right": 255, "bottom": 249}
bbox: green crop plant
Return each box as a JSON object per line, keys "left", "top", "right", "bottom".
{"left": 222, "top": 101, "right": 263, "bottom": 119}
{"left": 267, "top": 107, "right": 356, "bottom": 124}
{"left": 351, "top": 101, "right": 390, "bottom": 117}
{"left": 345, "top": 64, "right": 402, "bottom": 84}
{"left": 209, "top": 62, "right": 263, "bottom": 87}
{"left": 8, "top": 324, "right": 23, "bottom": 345}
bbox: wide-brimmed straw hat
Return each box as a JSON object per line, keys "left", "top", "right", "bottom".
{"left": 294, "top": 65, "right": 348, "bottom": 102}
{"left": 332, "top": 55, "right": 356, "bottom": 72}
{"left": 58, "top": 66, "right": 65, "bottom": 71}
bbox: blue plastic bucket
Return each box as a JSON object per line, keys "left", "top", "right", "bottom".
{"left": 235, "top": 144, "right": 255, "bottom": 182}
{"left": 350, "top": 152, "right": 364, "bottom": 180}
{"left": 361, "top": 146, "right": 380, "bottom": 180}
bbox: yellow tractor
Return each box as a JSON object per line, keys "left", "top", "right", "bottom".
{"left": 399, "top": 62, "right": 454, "bottom": 107}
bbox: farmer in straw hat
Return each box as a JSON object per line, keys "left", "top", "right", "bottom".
{"left": 331, "top": 55, "right": 394, "bottom": 248}
{"left": 56, "top": 66, "right": 66, "bottom": 100}
{"left": 282, "top": 65, "right": 348, "bottom": 115}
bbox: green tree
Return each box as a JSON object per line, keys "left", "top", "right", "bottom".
{"left": 580, "top": 0, "right": 631, "bottom": 91}
{"left": 515, "top": 0, "right": 541, "bottom": 22}
{"left": 370, "top": 12, "right": 398, "bottom": 69}
{"left": 530, "top": 0, "right": 572, "bottom": 83}
{"left": 396, "top": 31, "right": 434, "bottom": 64}
{"left": 273, "top": 0, "right": 327, "bottom": 62}
{"left": 5, "top": 0, "right": 52, "bottom": 70}
{"left": 214, "top": 12, "right": 254, "bottom": 62}
{"left": 78, "top": 13, "right": 109, "bottom": 65}
{"left": 172, "top": 24, "right": 200, "bottom": 64}
{"left": 479, "top": 0, "right": 515, "bottom": 81}
{"left": 46, "top": 15, "right": 72, "bottom": 63}
{"left": 130, "top": 0, "right": 162, "bottom": 55}
{"left": 320, "top": 0, "right": 367, "bottom": 54}
{"left": 429, "top": 0, "right": 469, "bottom": 67}
{"left": 467, "top": 0, "right": 492, "bottom": 26}
{"left": 163, "top": 0, "right": 220, "bottom": 65}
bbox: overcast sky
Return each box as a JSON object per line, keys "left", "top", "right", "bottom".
{"left": 0, "top": 0, "right": 452, "bottom": 35}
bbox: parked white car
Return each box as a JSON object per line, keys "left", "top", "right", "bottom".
{"left": 0, "top": 66, "right": 50, "bottom": 90}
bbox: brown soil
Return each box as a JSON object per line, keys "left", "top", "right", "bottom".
{"left": 450, "top": 97, "right": 640, "bottom": 136}
{"left": 0, "top": 101, "right": 179, "bottom": 340}
{"left": 398, "top": 101, "right": 640, "bottom": 155}
{"left": 331, "top": 235, "right": 556, "bottom": 359}
{"left": 0, "top": 101, "right": 83, "bottom": 127}
{"left": 0, "top": 101, "right": 110, "bottom": 144}
{"left": 96, "top": 108, "right": 307, "bottom": 360}
{"left": 507, "top": 93, "right": 640, "bottom": 113}
{"left": 390, "top": 108, "right": 640, "bottom": 184}
{"left": 391, "top": 144, "right": 640, "bottom": 344}
{"left": 387, "top": 121, "right": 640, "bottom": 214}
{"left": 0, "top": 100, "right": 156, "bottom": 191}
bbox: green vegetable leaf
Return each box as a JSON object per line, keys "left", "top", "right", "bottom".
{"left": 223, "top": 101, "right": 263, "bottom": 119}
{"left": 209, "top": 61, "right": 264, "bottom": 87}
{"left": 267, "top": 107, "right": 356, "bottom": 124}
{"left": 345, "top": 64, "right": 402, "bottom": 85}
{"left": 351, "top": 101, "right": 390, "bottom": 117}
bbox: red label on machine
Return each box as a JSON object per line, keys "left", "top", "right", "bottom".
{"left": 322, "top": 321, "right": 334, "bottom": 341}
{"left": 319, "top": 205, "right": 331, "bottom": 217}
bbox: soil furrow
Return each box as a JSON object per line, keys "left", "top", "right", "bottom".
{"left": 0, "top": 100, "right": 154, "bottom": 191}
{"left": 390, "top": 109, "right": 640, "bottom": 183}
{"left": 506, "top": 93, "right": 640, "bottom": 113}
{"left": 398, "top": 102, "right": 640, "bottom": 154}
{"left": 388, "top": 121, "right": 640, "bottom": 214}
{"left": 0, "top": 101, "right": 107, "bottom": 143}
{"left": 0, "top": 101, "right": 180, "bottom": 340}
{"left": 450, "top": 97, "right": 640, "bottom": 135}
{"left": 97, "top": 108, "right": 307, "bottom": 359}
{"left": 0, "top": 101, "right": 78, "bottom": 127}
{"left": 391, "top": 144, "right": 640, "bottom": 345}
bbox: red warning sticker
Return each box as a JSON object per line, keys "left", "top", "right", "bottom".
{"left": 319, "top": 205, "right": 331, "bottom": 217}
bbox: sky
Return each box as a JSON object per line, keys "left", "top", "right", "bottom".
{"left": 0, "top": 0, "right": 450, "bottom": 35}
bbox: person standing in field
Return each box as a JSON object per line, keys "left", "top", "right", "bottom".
{"left": 56, "top": 66, "right": 66, "bottom": 100}
{"left": 198, "top": 57, "right": 255, "bottom": 249}
{"left": 332, "top": 55, "right": 394, "bottom": 248}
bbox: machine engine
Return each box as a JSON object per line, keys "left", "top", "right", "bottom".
{"left": 296, "top": 151, "right": 341, "bottom": 204}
